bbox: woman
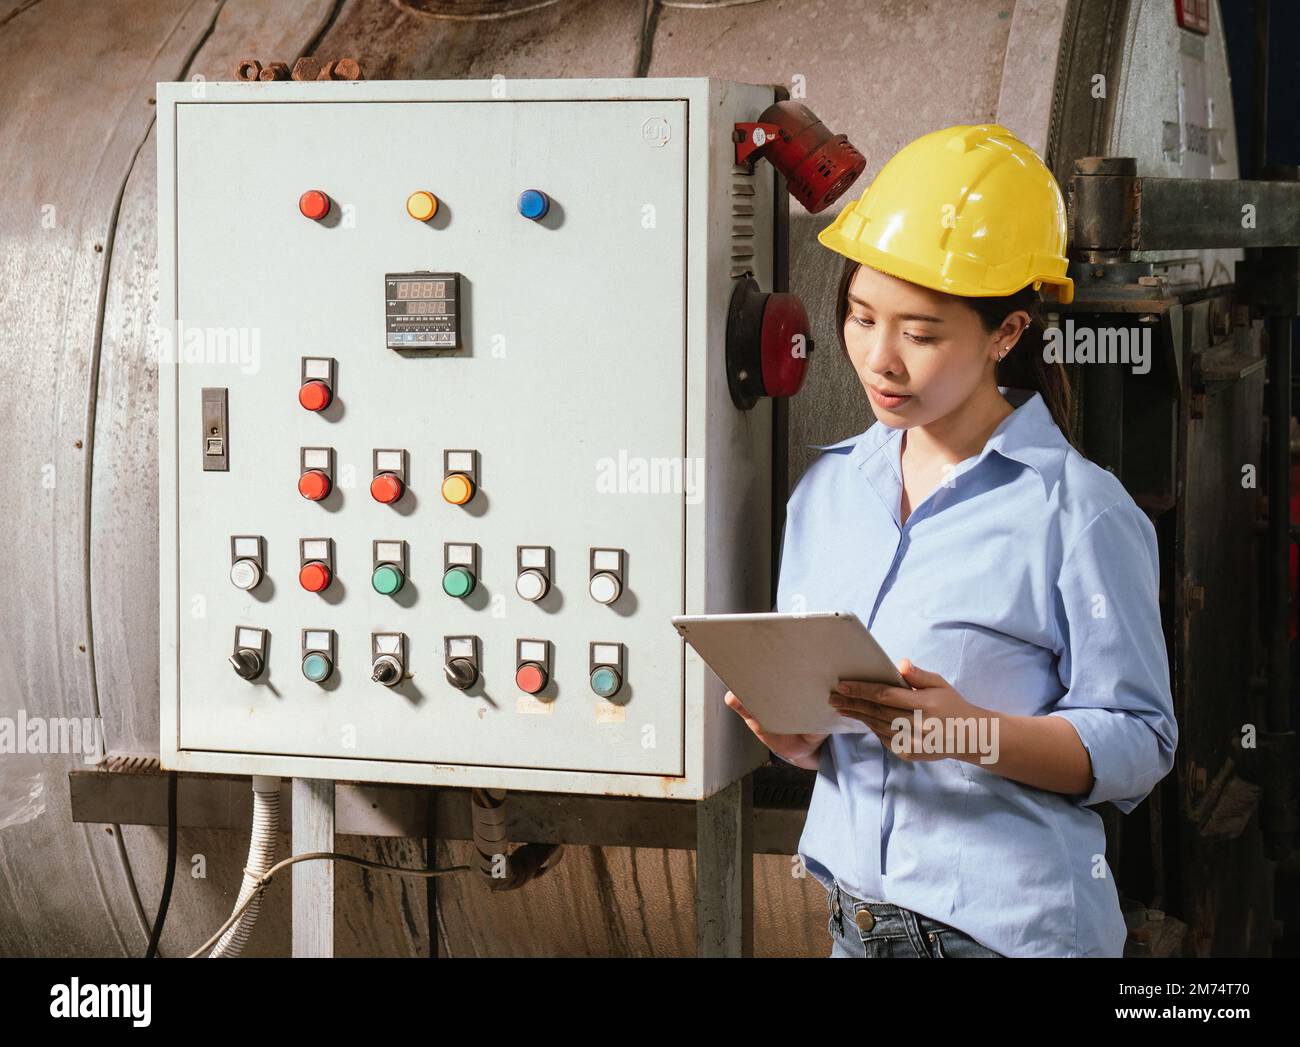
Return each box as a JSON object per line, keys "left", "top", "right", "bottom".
{"left": 725, "top": 124, "right": 1178, "bottom": 958}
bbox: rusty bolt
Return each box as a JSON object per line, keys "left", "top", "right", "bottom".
{"left": 259, "top": 62, "right": 291, "bottom": 81}
{"left": 292, "top": 57, "right": 321, "bottom": 81}
{"left": 316, "top": 61, "right": 338, "bottom": 80}
{"left": 235, "top": 58, "right": 261, "bottom": 81}
{"left": 334, "top": 58, "right": 363, "bottom": 81}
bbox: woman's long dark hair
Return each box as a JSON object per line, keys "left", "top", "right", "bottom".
{"left": 832, "top": 257, "right": 1076, "bottom": 445}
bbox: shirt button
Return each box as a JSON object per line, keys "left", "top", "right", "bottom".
{"left": 854, "top": 909, "right": 876, "bottom": 932}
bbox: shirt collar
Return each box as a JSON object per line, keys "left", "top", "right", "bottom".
{"left": 806, "top": 387, "right": 1068, "bottom": 499}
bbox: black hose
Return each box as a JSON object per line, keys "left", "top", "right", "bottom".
{"left": 144, "top": 772, "right": 178, "bottom": 959}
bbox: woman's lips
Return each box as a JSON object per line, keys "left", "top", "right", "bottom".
{"left": 868, "top": 385, "right": 912, "bottom": 410}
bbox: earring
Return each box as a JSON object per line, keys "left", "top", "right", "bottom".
{"left": 997, "top": 346, "right": 1009, "bottom": 360}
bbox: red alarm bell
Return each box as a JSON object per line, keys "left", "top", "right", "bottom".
{"left": 734, "top": 101, "right": 866, "bottom": 215}
{"left": 725, "top": 277, "right": 812, "bottom": 410}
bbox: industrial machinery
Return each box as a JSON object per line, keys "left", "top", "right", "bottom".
{"left": 156, "top": 78, "right": 846, "bottom": 799}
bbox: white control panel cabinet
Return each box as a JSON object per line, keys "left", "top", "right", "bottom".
{"left": 158, "top": 78, "right": 776, "bottom": 799}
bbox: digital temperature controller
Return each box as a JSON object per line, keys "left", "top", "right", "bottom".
{"left": 385, "top": 271, "right": 461, "bottom": 349}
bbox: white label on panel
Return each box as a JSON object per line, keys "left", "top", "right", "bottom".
{"left": 305, "top": 630, "right": 331, "bottom": 651}
{"left": 517, "top": 695, "right": 553, "bottom": 715}
{"left": 447, "top": 637, "right": 474, "bottom": 658}
{"left": 376, "top": 542, "right": 403, "bottom": 564}
{"left": 304, "top": 448, "right": 330, "bottom": 469}
{"left": 237, "top": 627, "right": 263, "bottom": 648}
{"left": 375, "top": 634, "right": 402, "bottom": 655}
{"left": 447, "top": 544, "right": 473, "bottom": 564}
{"left": 302, "top": 539, "right": 329, "bottom": 561}
{"left": 520, "top": 546, "right": 547, "bottom": 568}
{"left": 304, "top": 358, "right": 331, "bottom": 380}
{"left": 593, "top": 643, "right": 621, "bottom": 665}
{"left": 447, "top": 450, "right": 474, "bottom": 472}
{"left": 593, "top": 549, "right": 622, "bottom": 571}
{"left": 519, "top": 639, "right": 547, "bottom": 662}
{"left": 376, "top": 450, "right": 404, "bottom": 472}
{"left": 233, "top": 536, "right": 259, "bottom": 558}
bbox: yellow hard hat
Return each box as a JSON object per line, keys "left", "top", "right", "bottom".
{"left": 817, "top": 124, "right": 1074, "bottom": 305}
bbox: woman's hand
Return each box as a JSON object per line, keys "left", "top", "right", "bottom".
{"left": 723, "top": 691, "right": 828, "bottom": 771}
{"left": 829, "top": 658, "right": 986, "bottom": 763}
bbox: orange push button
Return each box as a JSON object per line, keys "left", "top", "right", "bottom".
{"left": 299, "top": 470, "right": 331, "bottom": 501}
{"left": 441, "top": 473, "right": 474, "bottom": 505}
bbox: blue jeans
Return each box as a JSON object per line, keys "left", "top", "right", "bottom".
{"left": 825, "top": 880, "right": 1004, "bottom": 958}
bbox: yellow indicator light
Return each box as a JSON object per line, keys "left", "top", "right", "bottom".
{"left": 442, "top": 473, "right": 474, "bottom": 505}
{"left": 406, "top": 191, "right": 438, "bottom": 222}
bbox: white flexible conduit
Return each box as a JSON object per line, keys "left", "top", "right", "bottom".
{"left": 209, "top": 775, "right": 281, "bottom": 958}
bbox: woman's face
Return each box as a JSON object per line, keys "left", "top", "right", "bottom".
{"left": 842, "top": 264, "right": 1024, "bottom": 427}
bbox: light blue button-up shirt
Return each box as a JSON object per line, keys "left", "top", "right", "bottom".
{"left": 774, "top": 387, "right": 1178, "bottom": 957}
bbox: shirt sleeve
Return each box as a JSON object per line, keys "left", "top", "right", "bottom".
{"left": 1046, "top": 500, "right": 1178, "bottom": 813}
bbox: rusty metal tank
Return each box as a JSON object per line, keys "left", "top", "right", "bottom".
{"left": 0, "top": 0, "right": 1240, "bottom": 956}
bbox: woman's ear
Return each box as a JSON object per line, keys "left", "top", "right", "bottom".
{"left": 993, "top": 310, "right": 1031, "bottom": 360}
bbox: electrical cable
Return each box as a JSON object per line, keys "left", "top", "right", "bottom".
{"left": 190, "top": 852, "right": 472, "bottom": 958}
{"left": 144, "top": 772, "right": 178, "bottom": 958}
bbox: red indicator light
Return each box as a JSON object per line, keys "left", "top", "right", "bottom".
{"left": 370, "top": 473, "right": 404, "bottom": 504}
{"left": 299, "top": 380, "right": 332, "bottom": 412}
{"left": 299, "top": 470, "right": 331, "bottom": 501}
{"left": 515, "top": 663, "right": 546, "bottom": 694}
{"left": 299, "top": 190, "right": 331, "bottom": 221}
{"left": 299, "top": 562, "right": 332, "bottom": 592}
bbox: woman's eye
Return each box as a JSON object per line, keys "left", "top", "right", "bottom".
{"left": 849, "top": 315, "right": 872, "bottom": 328}
{"left": 906, "top": 333, "right": 936, "bottom": 344}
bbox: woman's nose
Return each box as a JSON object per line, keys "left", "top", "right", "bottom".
{"left": 863, "top": 328, "right": 904, "bottom": 376}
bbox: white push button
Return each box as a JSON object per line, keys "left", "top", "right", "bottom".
{"left": 589, "top": 571, "right": 621, "bottom": 605}
{"left": 516, "top": 569, "right": 548, "bottom": 602}
{"left": 229, "top": 558, "right": 262, "bottom": 591}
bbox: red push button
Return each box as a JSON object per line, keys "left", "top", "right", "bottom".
{"left": 299, "top": 380, "right": 332, "bottom": 412}
{"left": 515, "top": 663, "right": 547, "bottom": 694}
{"left": 371, "top": 473, "right": 404, "bottom": 504}
{"left": 299, "top": 189, "right": 331, "bottom": 221}
{"left": 299, "top": 470, "right": 332, "bottom": 501}
{"left": 299, "top": 561, "right": 332, "bottom": 593}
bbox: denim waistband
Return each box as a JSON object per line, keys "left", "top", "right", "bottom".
{"left": 827, "top": 879, "right": 950, "bottom": 937}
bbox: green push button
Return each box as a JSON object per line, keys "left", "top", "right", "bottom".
{"left": 590, "top": 666, "right": 621, "bottom": 698}
{"left": 442, "top": 566, "right": 475, "bottom": 599}
{"left": 372, "top": 563, "right": 404, "bottom": 595}
{"left": 302, "top": 652, "right": 333, "bottom": 684}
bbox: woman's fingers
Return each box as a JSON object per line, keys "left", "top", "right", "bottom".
{"left": 724, "top": 691, "right": 773, "bottom": 740}
{"left": 829, "top": 693, "right": 895, "bottom": 723}
{"left": 723, "top": 690, "right": 752, "bottom": 718}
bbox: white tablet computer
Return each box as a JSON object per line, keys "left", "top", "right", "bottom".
{"left": 671, "top": 611, "right": 906, "bottom": 734}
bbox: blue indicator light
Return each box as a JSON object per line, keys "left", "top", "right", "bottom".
{"left": 518, "top": 189, "right": 550, "bottom": 220}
